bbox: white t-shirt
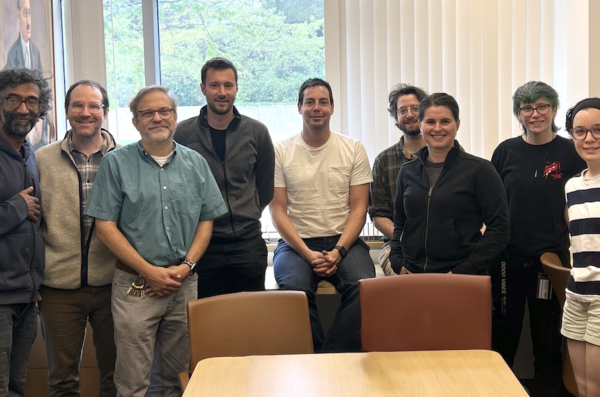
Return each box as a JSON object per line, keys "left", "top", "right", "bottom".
{"left": 275, "top": 131, "right": 373, "bottom": 238}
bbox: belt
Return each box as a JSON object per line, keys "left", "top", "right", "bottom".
{"left": 115, "top": 258, "right": 180, "bottom": 275}
{"left": 115, "top": 259, "right": 139, "bottom": 275}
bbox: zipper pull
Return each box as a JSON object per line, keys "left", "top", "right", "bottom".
{"left": 428, "top": 187, "right": 433, "bottom": 197}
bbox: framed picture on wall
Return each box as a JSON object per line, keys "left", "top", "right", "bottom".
{"left": 1, "top": 0, "right": 56, "bottom": 151}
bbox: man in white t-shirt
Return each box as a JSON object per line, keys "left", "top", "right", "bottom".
{"left": 269, "top": 78, "right": 375, "bottom": 352}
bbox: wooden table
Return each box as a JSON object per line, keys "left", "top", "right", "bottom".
{"left": 183, "top": 350, "right": 528, "bottom": 396}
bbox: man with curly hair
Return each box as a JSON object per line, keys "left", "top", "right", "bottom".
{"left": 0, "top": 67, "right": 52, "bottom": 397}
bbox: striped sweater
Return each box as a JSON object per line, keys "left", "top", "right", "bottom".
{"left": 566, "top": 170, "right": 600, "bottom": 301}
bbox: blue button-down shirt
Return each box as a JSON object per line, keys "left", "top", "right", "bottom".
{"left": 84, "top": 141, "right": 227, "bottom": 267}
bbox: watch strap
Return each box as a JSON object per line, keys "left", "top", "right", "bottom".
{"left": 334, "top": 245, "right": 347, "bottom": 258}
{"left": 182, "top": 258, "right": 196, "bottom": 274}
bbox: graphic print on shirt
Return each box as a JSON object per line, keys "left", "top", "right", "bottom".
{"left": 543, "top": 161, "right": 562, "bottom": 180}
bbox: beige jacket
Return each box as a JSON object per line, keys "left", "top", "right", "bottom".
{"left": 36, "top": 130, "right": 118, "bottom": 289}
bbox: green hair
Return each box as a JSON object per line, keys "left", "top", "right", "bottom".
{"left": 512, "top": 81, "right": 559, "bottom": 133}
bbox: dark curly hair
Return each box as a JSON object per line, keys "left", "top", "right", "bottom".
{"left": 388, "top": 83, "right": 427, "bottom": 118}
{"left": 0, "top": 68, "right": 53, "bottom": 119}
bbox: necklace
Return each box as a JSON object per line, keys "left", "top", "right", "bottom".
{"left": 523, "top": 134, "right": 552, "bottom": 178}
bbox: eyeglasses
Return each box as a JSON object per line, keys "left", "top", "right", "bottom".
{"left": 398, "top": 105, "right": 420, "bottom": 116}
{"left": 570, "top": 126, "right": 600, "bottom": 140}
{"left": 4, "top": 95, "right": 40, "bottom": 111}
{"left": 519, "top": 103, "right": 552, "bottom": 117}
{"left": 70, "top": 102, "right": 104, "bottom": 114}
{"left": 21, "top": 9, "right": 31, "bottom": 18}
{"left": 137, "top": 108, "right": 175, "bottom": 121}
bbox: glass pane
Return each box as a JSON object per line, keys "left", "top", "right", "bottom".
{"left": 158, "top": 0, "right": 325, "bottom": 238}
{"left": 103, "top": 0, "right": 145, "bottom": 145}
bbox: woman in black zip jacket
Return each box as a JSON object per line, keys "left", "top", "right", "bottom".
{"left": 389, "top": 93, "right": 510, "bottom": 275}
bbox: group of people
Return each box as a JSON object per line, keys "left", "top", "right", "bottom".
{"left": 370, "top": 81, "right": 599, "bottom": 396}
{"left": 0, "top": 55, "right": 598, "bottom": 397}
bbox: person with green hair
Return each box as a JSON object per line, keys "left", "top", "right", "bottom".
{"left": 491, "top": 81, "right": 586, "bottom": 392}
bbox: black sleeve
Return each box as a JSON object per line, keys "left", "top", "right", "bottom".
{"left": 255, "top": 128, "right": 275, "bottom": 212}
{"left": 453, "top": 161, "right": 510, "bottom": 274}
{"left": 389, "top": 168, "right": 406, "bottom": 273}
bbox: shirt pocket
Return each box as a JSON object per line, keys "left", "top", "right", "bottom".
{"left": 328, "top": 166, "right": 351, "bottom": 192}
{"left": 171, "top": 183, "right": 202, "bottom": 218}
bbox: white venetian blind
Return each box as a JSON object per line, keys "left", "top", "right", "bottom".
{"left": 324, "top": 0, "right": 595, "bottom": 161}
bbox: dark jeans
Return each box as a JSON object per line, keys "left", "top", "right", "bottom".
{"left": 273, "top": 236, "right": 375, "bottom": 353}
{"left": 491, "top": 251, "right": 564, "bottom": 379}
{"left": 197, "top": 234, "right": 268, "bottom": 299}
{"left": 0, "top": 303, "right": 37, "bottom": 397}
{"left": 39, "top": 285, "right": 116, "bottom": 397}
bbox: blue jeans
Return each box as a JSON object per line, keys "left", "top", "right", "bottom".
{"left": 0, "top": 303, "right": 38, "bottom": 397}
{"left": 273, "top": 236, "right": 375, "bottom": 352}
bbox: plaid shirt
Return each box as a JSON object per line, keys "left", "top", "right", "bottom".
{"left": 368, "top": 136, "right": 411, "bottom": 223}
{"left": 69, "top": 134, "right": 109, "bottom": 245}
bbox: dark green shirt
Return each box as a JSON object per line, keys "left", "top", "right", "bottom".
{"left": 85, "top": 141, "right": 227, "bottom": 267}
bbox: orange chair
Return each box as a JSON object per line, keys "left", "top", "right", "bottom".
{"left": 359, "top": 273, "right": 492, "bottom": 352}
{"left": 540, "top": 252, "right": 578, "bottom": 396}
{"left": 179, "top": 291, "right": 314, "bottom": 390}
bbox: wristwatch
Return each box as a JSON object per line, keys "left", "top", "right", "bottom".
{"left": 334, "top": 246, "right": 347, "bottom": 258}
{"left": 182, "top": 258, "right": 197, "bottom": 274}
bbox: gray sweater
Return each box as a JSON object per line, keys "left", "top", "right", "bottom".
{"left": 174, "top": 106, "right": 275, "bottom": 240}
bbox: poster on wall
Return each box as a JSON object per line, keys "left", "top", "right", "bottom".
{"left": 1, "top": 0, "right": 56, "bottom": 151}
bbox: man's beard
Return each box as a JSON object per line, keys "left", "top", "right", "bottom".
{"left": 207, "top": 98, "right": 233, "bottom": 116}
{"left": 1, "top": 110, "right": 37, "bottom": 137}
{"left": 398, "top": 121, "right": 421, "bottom": 137}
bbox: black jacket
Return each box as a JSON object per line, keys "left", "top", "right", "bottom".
{"left": 0, "top": 134, "right": 44, "bottom": 304}
{"left": 390, "top": 141, "right": 510, "bottom": 275}
{"left": 174, "top": 106, "right": 275, "bottom": 240}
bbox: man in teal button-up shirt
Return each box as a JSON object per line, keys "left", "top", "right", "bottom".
{"left": 85, "top": 86, "right": 227, "bottom": 397}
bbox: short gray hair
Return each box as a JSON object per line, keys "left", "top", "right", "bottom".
{"left": 128, "top": 86, "right": 178, "bottom": 116}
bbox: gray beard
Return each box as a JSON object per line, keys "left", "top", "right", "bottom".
{"left": 1, "top": 112, "right": 37, "bottom": 137}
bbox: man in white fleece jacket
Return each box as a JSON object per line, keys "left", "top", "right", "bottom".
{"left": 36, "top": 80, "right": 118, "bottom": 397}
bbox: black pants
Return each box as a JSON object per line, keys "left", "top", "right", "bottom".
{"left": 491, "top": 251, "right": 565, "bottom": 378}
{"left": 196, "top": 234, "right": 268, "bottom": 299}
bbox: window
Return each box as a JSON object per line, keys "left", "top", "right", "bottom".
{"left": 158, "top": 0, "right": 325, "bottom": 142}
{"left": 103, "top": 0, "right": 145, "bottom": 144}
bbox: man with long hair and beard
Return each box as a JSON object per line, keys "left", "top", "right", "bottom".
{"left": 0, "top": 67, "right": 51, "bottom": 396}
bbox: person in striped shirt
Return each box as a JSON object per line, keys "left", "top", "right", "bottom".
{"left": 564, "top": 97, "right": 600, "bottom": 397}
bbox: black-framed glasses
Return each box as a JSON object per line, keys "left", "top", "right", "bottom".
{"left": 138, "top": 108, "right": 175, "bottom": 121}
{"left": 398, "top": 105, "right": 420, "bottom": 116}
{"left": 570, "top": 126, "right": 600, "bottom": 140}
{"left": 519, "top": 103, "right": 552, "bottom": 117}
{"left": 70, "top": 102, "right": 104, "bottom": 114}
{"left": 4, "top": 95, "right": 40, "bottom": 111}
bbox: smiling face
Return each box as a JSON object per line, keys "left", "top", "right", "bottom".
{"left": 298, "top": 85, "right": 334, "bottom": 133}
{"left": 201, "top": 68, "right": 238, "bottom": 117}
{"left": 420, "top": 105, "right": 459, "bottom": 155}
{"left": 396, "top": 94, "right": 421, "bottom": 136}
{"left": 0, "top": 82, "right": 40, "bottom": 137}
{"left": 132, "top": 90, "right": 177, "bottom": 144}
{"left": 572, "top": 108, "right": 600, "bottom": 169}
{"left": 518, "top": 97, "right": 557, "bottom": 136}
{"left": 66, "top": 84, "right": 107, "bottom": 138}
